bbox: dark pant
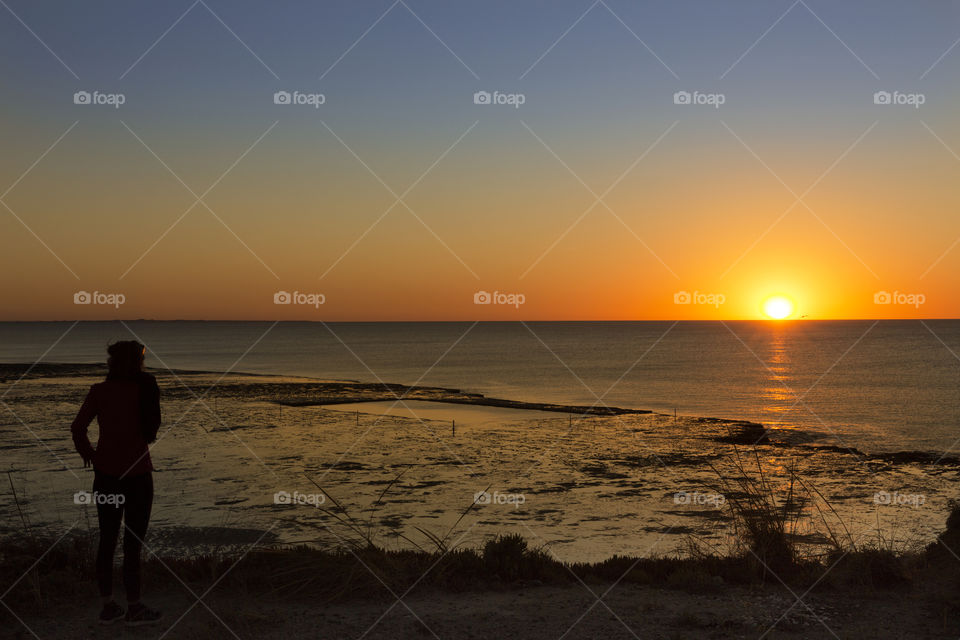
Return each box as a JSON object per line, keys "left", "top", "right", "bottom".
{"left": 93, "top": 471, "right": 153, "bottom": 602}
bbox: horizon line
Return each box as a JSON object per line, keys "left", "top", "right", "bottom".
{"left": 1, "top": 317, "right": 958, "bottom": 323}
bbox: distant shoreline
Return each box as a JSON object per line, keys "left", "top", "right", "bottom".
{"left": 0, "top": 361, "right": 649, "bottom": 416}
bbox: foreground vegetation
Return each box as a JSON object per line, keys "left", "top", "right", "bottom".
{"left": 3, "top": 451, "right": 960, "bottom": 632}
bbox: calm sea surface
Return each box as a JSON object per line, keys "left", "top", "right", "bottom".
{"left": 1, "top": 320, "right": 958, "bottom": 453}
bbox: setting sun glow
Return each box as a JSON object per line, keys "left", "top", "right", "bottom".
{"left": 763, "top": 296, "right": 795, "bottom": 320}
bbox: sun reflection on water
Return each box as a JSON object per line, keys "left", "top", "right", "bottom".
{"left": 760, "top": 328, "right": 796, "bottom": 426}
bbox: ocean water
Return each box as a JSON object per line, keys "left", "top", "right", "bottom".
{"left": 1, "top": 320, "right": 958, "bottom": 454}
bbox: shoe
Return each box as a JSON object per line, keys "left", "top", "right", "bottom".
{"left": 98, "top": 601, "right": 125, "bottom": 625}
{"left": 125, "top": 602, "right": 162, "bottom": 626}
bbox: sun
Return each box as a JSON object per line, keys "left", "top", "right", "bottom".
{"left": 763, "top": 295, "right": 795, "bottom": 320}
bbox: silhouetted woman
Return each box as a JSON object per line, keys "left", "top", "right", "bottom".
{"left": 71, "top": 340, "right": 162, "bottom": 626}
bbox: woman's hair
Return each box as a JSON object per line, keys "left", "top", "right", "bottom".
{"left": 106, "top": 340, "right": 146, "bottom": 380}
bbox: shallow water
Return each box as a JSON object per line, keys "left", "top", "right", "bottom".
{"left": 2, "top": 320, "right": 958, "bottom": 454}
{"left": 1, "top": 371, "right": 955, "bottom": 562}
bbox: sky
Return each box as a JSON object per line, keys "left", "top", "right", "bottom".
{"left": 1, "top": 0, "right": 958, "bottom": 321}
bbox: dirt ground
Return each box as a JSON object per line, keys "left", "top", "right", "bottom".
{"left": 5, "top": 581, "right": 951, "bottom": 640}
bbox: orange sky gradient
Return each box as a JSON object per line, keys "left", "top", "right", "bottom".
{"left": 1, "top": 2, "right": 959, "bottom": 321}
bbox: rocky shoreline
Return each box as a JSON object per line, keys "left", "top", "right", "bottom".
{"left": 4, "top": 362, "right": 958, "bottom": 469}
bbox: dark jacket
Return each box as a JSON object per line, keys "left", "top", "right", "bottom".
{"left": 70, "top": 373, "right": 161, "bottom": 477}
